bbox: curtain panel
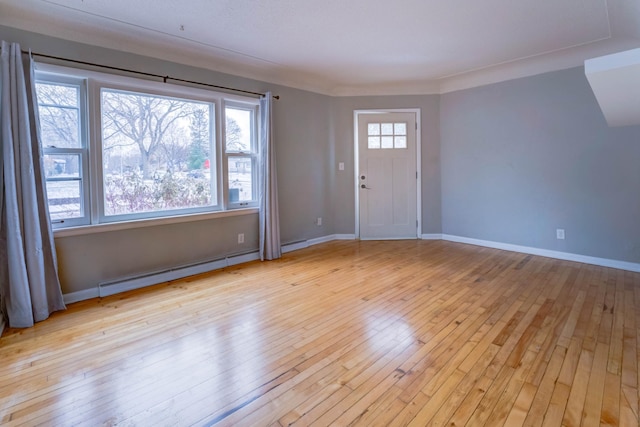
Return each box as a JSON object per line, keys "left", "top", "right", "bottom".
{"left": 0, "top": 41, "right": 66, "bottom": 328}
{"left": 258, "top": 92, "right": 281, "bottom": 261}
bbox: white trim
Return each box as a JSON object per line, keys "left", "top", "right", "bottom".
{"left": 354, "top": 109, "right": 422, "bottom": 239}
{"left": 308, "top": 234, "right": 357, "bottom": 245}
{"left": 335, "top": 234, "right": 357, "bottom": 240}
{"left": 282, "top": 234, "right": 357, "bottom": 254}
{"left": 282, "top": 241, "right": 309, "bottom": 254}
{"left": 63, "top": 288, "right": 100, "bottom": 304}
{"left": 441, "top": 234, "right": 640, "bottom": 273}
{"left": 421, "top": 233, "right": 443, "bottom": 240}
{"left": 360, "top": 237, "right": 418, "bottom": 241}
{"left": 307, "top": 235, "right": 337, "bottom": 246}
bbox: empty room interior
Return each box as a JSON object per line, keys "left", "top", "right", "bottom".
{"left": 1, "top": 1, "right": 640, "bottom": 425}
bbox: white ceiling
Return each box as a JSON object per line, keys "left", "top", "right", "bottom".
{"left": 1, "top": 0, "right": 640, "bottom": 95}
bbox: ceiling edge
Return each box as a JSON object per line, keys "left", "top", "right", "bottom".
{"left": 2, "top": 2, "right": 639, "bottom": 98}
{"left": 437, "top": 37, "right": 640, "bottom": 94}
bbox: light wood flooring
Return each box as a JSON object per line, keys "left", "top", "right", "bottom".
{"left": 1, "top": 240, "right": 639, "bottom": 426}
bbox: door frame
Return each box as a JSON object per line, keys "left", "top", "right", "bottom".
{"left": 354, "top": 108, "right": 422, "bottom": 239}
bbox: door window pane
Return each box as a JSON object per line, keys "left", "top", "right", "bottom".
{"left": 368, "top": 121, "right": 407, "bottom": 149}
{"left": 368, "top": 123, "right": 380, "bottom": 135}
{"left": 394, "top": 136, "right": 407, "bottom": 149}
{"left": 381, "top": 123, "right": 394, "bottom": 135}
{"left": 394, "top": 123, "right": 407, "bottom": 135}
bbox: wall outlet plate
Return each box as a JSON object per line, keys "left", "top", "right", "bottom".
{"left": 556, "top": 229, "right": 565, "bottom": 240}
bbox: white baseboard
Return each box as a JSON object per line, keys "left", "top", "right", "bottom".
{"left": 308, "top": 234, "right": 356, "bottom": 245}
{"left": 421, "top": 233, "right": 443, "bottom": 240}
{"left": 282, "top": 240, "right": 309, "bottom": 253}
{"left": 308, "top": 235, "right": 336, "bottom": 246}
{"left": 283, "top": 234, "right": 357, "bottom": 254}
{"left": 334, "top": 234, "right": 357, "bottom": 240}
{"left": 441, "top": 234, "right": 640, "bottom": 273}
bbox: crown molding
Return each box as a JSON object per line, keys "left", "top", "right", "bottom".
{"left": 2, "top": 2, "right": 639, "bottom": 97}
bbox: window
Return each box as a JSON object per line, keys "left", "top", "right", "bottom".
{"left": 99, "top": 88, "right": 216, "bottom": 220}
{"left": 35, "top": 67, "right": 260, "bottom": 229}
{"left": 224, "top": 103, "right": 258, "bottom": 208}
{"left": 35, "top": 77, "right": 89, "bottom": 227}
{"left": 367, "top": 122, "right": 407, "bottom": 149}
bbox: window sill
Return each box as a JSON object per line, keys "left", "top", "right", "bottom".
{"left": 53, "top": 208, "right": 259, "bottom": 238}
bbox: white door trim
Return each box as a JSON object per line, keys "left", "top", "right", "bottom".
{"left": 354, "top": 108, "right": 422, "bottom": 239}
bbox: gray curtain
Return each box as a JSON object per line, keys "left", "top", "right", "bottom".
{"left": 0, "top": 41, "right": 66, "bottom": 328}
{"left": 258, "top": 92, "right": 281, "bottom": 261}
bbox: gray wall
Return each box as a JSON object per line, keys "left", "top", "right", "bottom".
{"left": 0, "top": 25, "right": 334, "bottom": 294}
{"left": 441, "top": 67, "right": 640, "bottom": 263}
{"left": 3, "top": 24, "right": 640, "bottom": 296}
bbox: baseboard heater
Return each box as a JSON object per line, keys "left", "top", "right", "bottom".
{"left": 98, "top": 251, "right": 260, "bottom": 297}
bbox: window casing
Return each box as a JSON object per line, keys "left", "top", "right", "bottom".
{"left": 35, "top": 66, "right": 260, "bottom": 229}
{"left": 36, "top": 76, "right": 90, "bottom": 227}
{"left": 224, "top": 102, "right": 259, "bottom": 209}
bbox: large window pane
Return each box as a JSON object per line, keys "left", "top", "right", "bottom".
{"left": 101, "top": 89, "right": 215, "bottom": 216}
{"left": 228, "top": 157, "right": 253, "bottom": 202}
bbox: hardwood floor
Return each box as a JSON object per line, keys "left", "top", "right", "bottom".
{"left": 1, "top": 240, "right": 639, "bottom": 426}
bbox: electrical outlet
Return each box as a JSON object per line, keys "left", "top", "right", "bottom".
{"left": 338, "top": 162, "right": 345, "bottom": 171}
{"left": 238, "top": 233, "right": 244, "bottom": 244}
{"left": 556, "top": 229, "right": 565, "bottom": 240}
{"left": 316, "top": 217, "right": 322, "bottom": 226}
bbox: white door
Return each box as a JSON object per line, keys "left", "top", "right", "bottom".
{"left": 358, "top": 112, "right": 418, "bottom": 239}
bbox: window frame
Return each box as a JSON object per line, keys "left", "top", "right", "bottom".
{"left": 36, "top": 74, "right": 91, "bottom": 228}
{"left": 94, "top": 82, "right": 221, "bottom": 223}
{"left": 223, "top": 101, "right": 260, "bottom": 209}
{"left": 34, "top": 64, "right": 260, "bottom": 230}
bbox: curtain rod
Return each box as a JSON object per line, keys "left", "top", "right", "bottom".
{"left": 24, "top": 50, "right": 279, "bottom": 100}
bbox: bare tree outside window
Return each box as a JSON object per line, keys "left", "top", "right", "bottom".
{"left": 100, "top": 89, "right": 215, "bottom": 216}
